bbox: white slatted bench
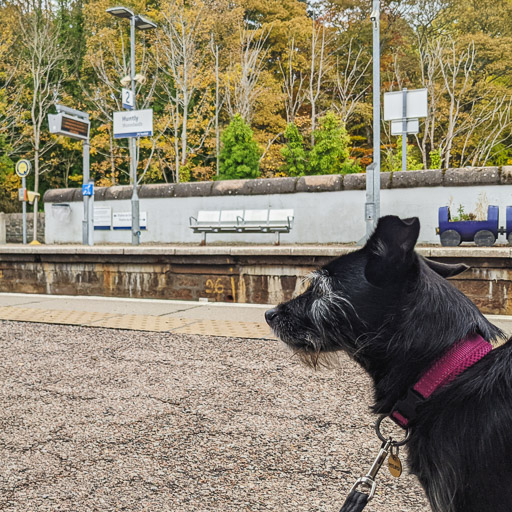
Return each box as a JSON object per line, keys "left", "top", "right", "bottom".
{"left": 189, "top": 209, "right": 294, "bottom": 245}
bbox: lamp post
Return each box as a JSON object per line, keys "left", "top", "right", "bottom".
{"left": 107, "top": 6, "right": 156, "bottom": 245}
{"left": 365, "top": 0, "right": 381, "bottom": 240}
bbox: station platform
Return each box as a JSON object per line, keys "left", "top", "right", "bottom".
{"left": 1, "top": 292, "right": 512, "bottom": 340}
{"left": 0, "top": 293, "right": 275, "bottom": 339}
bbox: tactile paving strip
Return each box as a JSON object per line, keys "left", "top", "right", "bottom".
{"left": 0, "top": 306, "right": 276, "bottom": 340}
{"left": 172, "top": 319, "right": 274, "bottom": 339}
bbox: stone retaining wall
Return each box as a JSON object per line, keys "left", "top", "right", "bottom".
{"left": 0, "top": 245, "right": 511, "bottom": 314}
{"left": 44, "top": 167, "right": 510, "bottom": 203}
{"left": 4, "top": 213, "right": 45, "bottom": 243}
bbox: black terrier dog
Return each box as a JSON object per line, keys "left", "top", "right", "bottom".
{"left": 265, "top": 216, "right": 512, "bottom": 512}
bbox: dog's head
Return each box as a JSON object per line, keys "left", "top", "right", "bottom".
{"left": 265, "top": 216, "right": 468, "bottom": 367}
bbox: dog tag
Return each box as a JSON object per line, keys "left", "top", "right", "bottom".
{"left": 388, "top": 453, "right": 402, "bottom": 478}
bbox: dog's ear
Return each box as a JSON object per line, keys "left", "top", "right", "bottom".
{"left": 365, "top": 216, "right": 420, "bottom": 287}
{"left": 423, "top": 258, "right": 469, "bottom": 278}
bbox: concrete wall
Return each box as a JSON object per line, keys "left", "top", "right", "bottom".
{"left": 43, "top": 167, "right": 512, "bottom": 245}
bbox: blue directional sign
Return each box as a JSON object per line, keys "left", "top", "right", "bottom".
{"left": 82, "top": 183, "right": 94, "bottom": 196}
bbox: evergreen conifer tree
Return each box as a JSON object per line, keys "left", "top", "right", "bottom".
{"left": 308, "top": 112, "right": 350, "bottom": 175}
{"left": 281, "top": 123, "right": 307, "bottom": 176}
{"left": 218, "top": 114, "right": 261, "bottom": 180}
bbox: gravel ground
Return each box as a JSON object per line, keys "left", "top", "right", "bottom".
{"left": 0, "top": 321, "right": 429, "bottom": 512}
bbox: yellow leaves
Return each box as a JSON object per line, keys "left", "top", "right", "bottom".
{"left": 4, "top": 173, "right": 21, "bottom": 200}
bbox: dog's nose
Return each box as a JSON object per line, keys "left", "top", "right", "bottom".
{"left": 265, "top": 308, "right": 278, "bottom": 325}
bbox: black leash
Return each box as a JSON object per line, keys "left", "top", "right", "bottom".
{"left": 339, "top": 490, "right": 369, "bottom": 512}
{"left": 338, "top": 417, "right": 410, "bottom": 512}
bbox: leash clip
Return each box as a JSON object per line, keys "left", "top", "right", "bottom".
{"left": 349, "top": 476, "right": 377, "bottom": 501}
{"left": 349, "top": 438, "right": 392, "bottom": 502}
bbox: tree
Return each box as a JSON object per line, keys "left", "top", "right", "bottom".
{"left": 218, "top": 114, "right": 261, "bottom": 180}
{"left": 307, "top": 19, "right": 332, "bottom": 146}
{"left": 383, "top": 136, "right": 423, "bottom": 172}
{"left": 18, "top": 7, "right": 66, "bottom": 239}
{"left": 158, "top": 0, "right": 214, "bottom": 181}
{"left": 225, "top": 25, "right": 271, "bottom": 124}
{"left": 281, "top": 122, "right": 307, "bottom": 176}
{"left": 279, "top": 38, "right": 306, "bottom": 124}
{"left": 334, "top": 39, "right": 371, "bottom": 125}
{"left": 0, "top": 135, "right": 17, "bottom": 213}
{"left": 308, "top": 112, "right": 350, "bottom": 175}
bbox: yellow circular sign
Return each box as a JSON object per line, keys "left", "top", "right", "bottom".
{"left": 16, "top": 159, "right": 31, "bottom": 178}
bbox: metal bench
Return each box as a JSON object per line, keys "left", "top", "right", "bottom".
{"left": 189, "top": 208, "right": 294, "bottom": 245}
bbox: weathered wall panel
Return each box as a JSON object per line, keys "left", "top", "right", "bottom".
{"left": 1, "top": 246, "right": 512, "bottom": 314}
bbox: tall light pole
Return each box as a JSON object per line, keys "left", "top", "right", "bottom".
{"left": 107, "top": 7, "right": 156, "bottom": 245}
{"left": 365, "top": 0, "right": 381, "bottom": 240}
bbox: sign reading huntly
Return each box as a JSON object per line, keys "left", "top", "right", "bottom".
{"left": 113, "top": 109, "right": 153, "bottom": 139}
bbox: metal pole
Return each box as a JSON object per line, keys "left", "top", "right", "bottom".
{"left": 32, "top": 196, "right": 38, "bottom": 243}
{"left": 365, "top": 0, "right": 381, "bottom": 240}
{"left": 402, "top": 88, "right": 407, "bottom": 172}
{"left": 22, "top": 177, "right": 27, "bottom": 244}
{"left": 83, "top": 139, "right": 93, "bottom": 246}
{"left": 130, "top": 15, "right": 140, "bottom": 246}
{"left": 215, "top": 44, "right": 220, "bottom": 177}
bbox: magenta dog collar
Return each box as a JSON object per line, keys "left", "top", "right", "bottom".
{"left": 391, "top": 334, "right": 492, "bottom": 428}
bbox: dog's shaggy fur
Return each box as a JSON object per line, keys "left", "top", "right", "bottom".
{"left": 266, "top": 216, "right": 512, "bottom": 512}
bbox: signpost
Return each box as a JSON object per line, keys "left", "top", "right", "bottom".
{"left": 49, "top": 105, "right": 93, "bottom": 246}
{"left": 384, "top": 88, "right": 428, "bottom": 171}
{"left": 364, "top": 0, "right": 381, "bottom": 241}
{"left": 113, "top": 108, "right": 153, "bottom": 245}
{"left": 15, "top": 159, "right": 31, "bottom": 244}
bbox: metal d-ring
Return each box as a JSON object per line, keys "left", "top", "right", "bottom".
{"left": 376, "top": 415, "right": 411, "bottom": 446}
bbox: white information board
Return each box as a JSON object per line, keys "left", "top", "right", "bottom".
{"left": 391, "top": 118, "right": 420, "bottom": 135}
{"left": 384, "top": 89, "right": 428, "bottom": 121}
{"left": 94, "top": 207, "right": 112, "bottom": 230}
{"left": 112, "top": 211, "right": 147, "bottom": 230}
{"left": 113, "top": 109, "right": 153, "bottom": 138}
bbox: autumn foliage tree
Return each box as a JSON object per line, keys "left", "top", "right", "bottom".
{"left": 218, "top": 114, "right": 261, "bottom": 180}
{"left": 308, "top": 112, "right": 351, "bottom": 175}
{"left": 0, "top": 0, "right": 511, "bottom": 211}
{"left": 281, "top": 123, "right": 307, "bottom": 176}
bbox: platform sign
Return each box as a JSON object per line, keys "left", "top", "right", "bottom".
{"left": 122, "top": 88, "right": 134, "bottom": 110}
{"left": 391, "top": 118, "right": 419, "bottom": 135}
{"left": 383, "top": 88, "right": 428, "bottom": 121}
{"left": 16, "top": 159, "right": 31, "bottom": 178}
{"left": 113, "top": 109, "right": 153, "bottom": 138}
{"left": 82, "top": 183, "right": 94, "bottom": 196}
{"left": 94, "top": 207, "right": 112, "bottom": 230}
{"left": 112, "top": 211, "right": 147, "bottom": 230}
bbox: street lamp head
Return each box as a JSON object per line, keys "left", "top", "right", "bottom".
{"left": 106, "top": 6, "right": 134, "bottom": 19}
{"left": 134, "top": 15, "right": 157, "bottom": 30}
